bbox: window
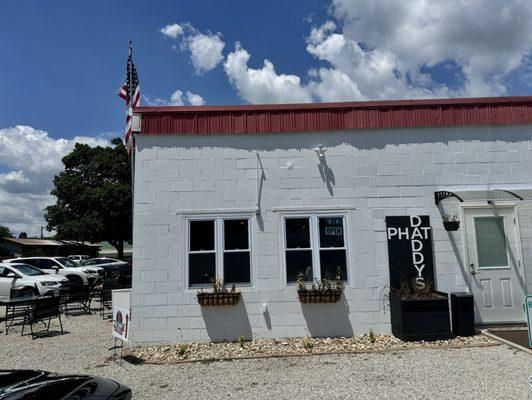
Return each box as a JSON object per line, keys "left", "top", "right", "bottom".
{"left": 284, "top": 215, "right": 348, "bottom": 283}
{"left": 474, "top": 217, "right": 509, "bottom": 268}
{"left": 187, "top": 218, "right": 251, "bottom": 287}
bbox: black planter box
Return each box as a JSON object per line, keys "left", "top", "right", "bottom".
{"left": 443, "top": 221, "right": 460, "bottom": 231}
{"left": 390, "top": 290, "right": 452, "bottom": 341}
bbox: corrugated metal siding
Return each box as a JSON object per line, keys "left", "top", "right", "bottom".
{"left": 136, "top": 97, "right": 532, "bottom": 135}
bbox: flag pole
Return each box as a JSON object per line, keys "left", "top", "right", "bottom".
{"left": 128, "top": 40, "right": 136, "bottom": 259}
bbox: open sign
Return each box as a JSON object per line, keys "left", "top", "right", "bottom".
{"left": 325, "top": 226, "right": 342, "bottom": 236}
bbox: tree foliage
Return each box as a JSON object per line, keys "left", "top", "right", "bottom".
{"left": 18, "top": 232, "right": 28, "bottom": 239}
{"left": 0, "top": 225, "right": 13, "bottom": 238}
{"left": 45, "top": 138, "right": 132, "bottom": 257}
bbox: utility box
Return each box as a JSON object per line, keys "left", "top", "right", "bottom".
{"left": 450, "top": 292, "right": 475, "bottom": 337}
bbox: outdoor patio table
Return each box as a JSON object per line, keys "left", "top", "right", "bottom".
{"left": 0, "top": 296, "right": 50, "bottom": 335}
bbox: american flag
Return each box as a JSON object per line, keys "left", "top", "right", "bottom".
{"left": 118, "top": 41, "right": 140, "bottom": 155}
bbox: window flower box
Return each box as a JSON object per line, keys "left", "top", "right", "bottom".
{"left": 197, "top": 291, "right": 241, "bottom": 306}
{"left": 298, "top": 289, "right": 342, "bottom": 304}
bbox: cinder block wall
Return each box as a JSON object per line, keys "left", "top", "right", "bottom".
{"left": 131, "top": 125, "right": 532, "bottom": 344}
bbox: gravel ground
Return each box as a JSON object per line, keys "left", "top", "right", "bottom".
{"left": 0, "top": 309, "right": 530, "bottom": 399}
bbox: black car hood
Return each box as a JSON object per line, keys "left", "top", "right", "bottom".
{"left": 0, "top": 370, "right": 131, "bottom": 399}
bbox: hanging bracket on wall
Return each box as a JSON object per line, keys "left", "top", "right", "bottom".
{"left": 492, "top": 189, "right": 524, "bottom": 201}
{"left": 434, "top": 191, "right": 464, "bottom": 205}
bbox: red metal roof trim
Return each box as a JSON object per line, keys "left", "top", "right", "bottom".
{"left": 135, "top": 96, "right": 532, "bottom": 135}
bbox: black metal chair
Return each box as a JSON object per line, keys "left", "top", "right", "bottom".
{"left": 92, "top": 279, "right": 119, "bottom": 319}
{"left": 21, "top": 295, "right": 63, "bottom": 339}
{"left": 63, "top": 284, "right": 91, "bottom": 315}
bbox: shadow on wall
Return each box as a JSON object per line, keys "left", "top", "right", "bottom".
{"left": 136, "top": 125, "right": 532, "bottom": 154}
{"left": 301, "top": 297, "right": 354, "bottom": 338}
{"left": 200, "top": 298, "right": 252, "bottom": 342}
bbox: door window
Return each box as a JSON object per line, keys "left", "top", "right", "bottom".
{"left": 474, "top": 217, "right": 508, "bottom": 268}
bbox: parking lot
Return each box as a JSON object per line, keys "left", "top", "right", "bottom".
{"left": 0, "top": 308, "right": 530, "bottom": 399}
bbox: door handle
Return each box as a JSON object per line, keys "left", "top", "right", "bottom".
{"left": 469, "top": 263, "right": 477, "bottom": 276}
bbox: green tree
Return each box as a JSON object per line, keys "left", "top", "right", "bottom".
{"left": 45, "top": 138, "right": 132, "bottom": 258}
{"left": 18, "top": 232, "right": 28, "bottom": 239}
{"left": 0, "top": 225, "right": 13, "bottom": 238}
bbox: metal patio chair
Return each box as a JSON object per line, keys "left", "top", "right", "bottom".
{"left": 21, "top": 295, "right": 63, "bottom": 339}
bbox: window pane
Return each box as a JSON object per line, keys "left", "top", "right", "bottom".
{"left": 224, "top": 219, "right": 249, "bottom": 250}
{"left": 286, "top": 250, "right": 313, "bottom": 283}
{"left": 223, "top": 252, "right": 250, "bottom": 284}
{"left": 319, "top": 249, "right": 347, "bottom": 281}
{"left": 319, "top": 217, "right": 345, "bottom": 248}
{"left": 475, "top": 217, "right": 508, "bottom": 268}
{"left": 190, "top": 220, "right": 214, "bottom": 251}
{"left": 285, "top": 218, "right": 310, "bottom": 249}
{"left": 189, "top": 253, "right": 215, "bottom": 285}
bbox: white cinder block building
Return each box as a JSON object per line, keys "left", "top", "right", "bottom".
{"left": 130, "top": 97, "right": 532, "bottom": 344}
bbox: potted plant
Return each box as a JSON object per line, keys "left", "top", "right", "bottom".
{"left": 296, "top": 268, "right": 343, "bottom": 304}
{"left": 442, "top": 213, "right": 460, "bottom": 231}
{"left": 389, "top": 280, "right": 451, "bottom": 341}
{"left": 196, "top": 276, "right": 241, "bottom": 306}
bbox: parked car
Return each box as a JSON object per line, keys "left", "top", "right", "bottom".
{"left": 83, "top": 258, "right": 132, "bottom": 282}
{"left": 68, "top": 255, "right": 91, "bottom": 264}
{"left": 0, "top": 263, "right": 70, "bottom": 300}
{"left": 4, "top": 257, "right": 103, "bottom": 287}
{"left": 0, "top": 369, "right": 132, "bottom": 399}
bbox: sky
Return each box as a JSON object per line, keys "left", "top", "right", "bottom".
{"left": 1, "top": 0, "right": 532, "bottom": 236}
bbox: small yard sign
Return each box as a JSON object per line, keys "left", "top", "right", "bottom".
{"left": 112, "top": 306, "right": 130, "bottom": 342}
{"left": 526, "top": 295, "right": 532, "bottom": 347}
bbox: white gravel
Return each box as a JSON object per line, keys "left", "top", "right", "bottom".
{"left": 0, "top": 308, "right": 530, "bottom": 399}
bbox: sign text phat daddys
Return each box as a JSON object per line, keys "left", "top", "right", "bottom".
{"left": 385, "top": 216, "right": 435, "bottom": 290}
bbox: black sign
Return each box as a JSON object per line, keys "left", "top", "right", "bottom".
{"left": 385, "top": 215, "right": 434, "bottom": 290}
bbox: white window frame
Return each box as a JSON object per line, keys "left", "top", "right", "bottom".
{"left": 185, "top": 216, "right": 253, "bottom": 288}
{"left": 281, "top": 213, "right": 350, "bottom": 285}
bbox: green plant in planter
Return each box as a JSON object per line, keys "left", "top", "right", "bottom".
{"left": 297, "top": 267, "right": 344, "bottom": 303}
{"left": 442, "top": 213, "right": 458, "bottom": 223}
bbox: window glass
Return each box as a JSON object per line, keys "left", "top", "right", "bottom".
{"left": 11, "top": 264, "right": 45, "bottom": 276}
{"left": 319, "top": 250, "right": 347, "bottom": 281}
{"left": 0, "top": 267, "right": 5, "bottom": 276}
{"left": 37, "top": 259, "right": 56, "bottom": 269}
{"left": 475, "top": 217, "right": 508, "bottom": 268}
{"left": 286, "top": 250, "right": 313, "bottom": 283}
{"left": 224, "top": 220, "right": 249, "bottom": 250}
{"left": 189, "top": 253, "right": 215, "bottom": 285}
{"left": 223, "top": 252, "right": 250, "bottom": 283}
{"left": 319, "top": 217, "right": 345, "bottom": 248}
{"left": 190, "top": 220, "right": 215, "bottom": 251}
{"left": 285, "top": 218, "right": 310, "bottom": 249}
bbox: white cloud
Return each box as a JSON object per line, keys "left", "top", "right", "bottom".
{"left": 224, "top": 43, "right": 312, "bottom": 104}
{"left": 327, "top": 0, "right": 532, "bottom": 97}
{"left": 0, "top": 126, "right": 109, "bottom": 236}
{"left": 161, "top": 22, "right": 225, "bottom": 74}
{"left": 160, "top": 23, "right": 184, "bottom": 39}
{"left": 142, "top": 89, "right": 205, "bottom": 106}
{"left": 186, "top": 91, "right": 205, "bottom": 106}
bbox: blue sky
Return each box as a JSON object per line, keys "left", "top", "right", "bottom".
{"left": 0, "top": 0, "right": 328, "bottom": 139}
{"left": 1, "top": 0, "right": 532, "bottom": 235}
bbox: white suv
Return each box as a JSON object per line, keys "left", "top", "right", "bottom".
{"left": 0, "top": 263, "right": 70, "bottom": 300}
{"left": 4, "top": 257, "right": 103, "bottom": 287}
{"left": 68, "top": 255, "right": 90, "bottom": 264}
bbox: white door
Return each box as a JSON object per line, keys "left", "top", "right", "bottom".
{"left": 464, "top": 207, "right": 526, "bottom": 324}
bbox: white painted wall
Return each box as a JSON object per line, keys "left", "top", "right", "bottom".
{"left": 131, "top": 125, "right": 532, "bottom": 344}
